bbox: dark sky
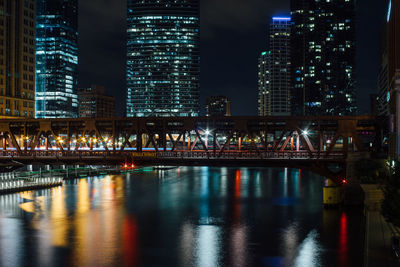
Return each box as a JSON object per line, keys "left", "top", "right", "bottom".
{"left": 78, "top": 0, "right": 388, "bottom": 116}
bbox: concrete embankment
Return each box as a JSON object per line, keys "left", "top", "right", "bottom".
{"left": 0, "top": 181, "right": 63, "bottom": 195}
{"left": 0, "top": 177, "right": 63, "bottom": 195}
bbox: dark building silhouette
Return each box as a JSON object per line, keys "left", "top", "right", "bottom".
{"left": 291, "top": 0, "right": 356, "bottom": 115}
{"left": 78, "top": 85, "right": 115, "bottom": 118}
{"left": 35, "top": 0, "right": 78, "bottom": 118}
{"left": 206, "top": 96, "right": 231, "bottom": 117}
{"left": 126, "top": 0, "right": 200, "bottom": 117}
{"left": 0, "top": 0, "right": 36, "bottom": 118}
{"left": 378, "top": 24, "right": 390, "bottom": 117}
{"left": 386, "top": 0, "right": 400, "bottom": 159}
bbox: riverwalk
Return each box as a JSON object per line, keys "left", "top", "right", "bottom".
{"left": 362, "top": 184, "right": 400, "bottom": 267}
{"left": 0, "top": 165, "right": 144, "bottom": 195}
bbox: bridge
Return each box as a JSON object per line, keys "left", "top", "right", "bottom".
{"left": 0, "top": 116, "right": 384, "bottom": 183}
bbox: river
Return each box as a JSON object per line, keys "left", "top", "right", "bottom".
{"left": 0, "top": 166, "right": 364, "bottom": 267}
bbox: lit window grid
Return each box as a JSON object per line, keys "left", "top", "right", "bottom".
{"left": 126, "top": 14, "right": 199, "bottom": 117}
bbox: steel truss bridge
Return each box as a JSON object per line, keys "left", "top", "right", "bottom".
{"left": 0, "top": 116, "right": 384, "bottom": 183}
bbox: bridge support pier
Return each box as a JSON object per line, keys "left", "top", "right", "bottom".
{"left": 323, "top": 179, "right": 342, "bottom": 207}
{"left": 342, "top": 152, "right": 371, "bottom": 206}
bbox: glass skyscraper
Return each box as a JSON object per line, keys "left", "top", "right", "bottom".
{"left": 35, "top": 0, "right": 78, "bottom": 118}
{"left": 258, "top": 17, "right": 291, "bottom": 116}
{"left": 126, "top": 0, "right": 200, "bottom": 117}
{"left": 291, "top": 0, "right": 357, "bottom": 116}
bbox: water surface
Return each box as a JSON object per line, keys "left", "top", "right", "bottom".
{"left": 0, "top": 167, "right": 364, "bottom": 267}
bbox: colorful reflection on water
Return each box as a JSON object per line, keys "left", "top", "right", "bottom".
{"left": 0, "top": 167, "right": 364, "bottom": 267}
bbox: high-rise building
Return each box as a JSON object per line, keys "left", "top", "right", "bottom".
{"left": 126, "top": 0, "right": 200, "bottom": 117}
{"left": 78, "top": 85, "right": 115, "bottom": 118}
{"left": 0, "top": 0, "right": 36, "bottom": 118}
{"left": 35, "top": 0, "right": 78, "bottom": 118}
{"left": 291, "top": 0, "right": 357, "bottom": 116}
{"left": 205, "top": 95, "right": 231, "bottom": 116}
{"left": 258, "top": 17, "right": 291, "bottom": 116}
{"left": 378, "top": 25, "right": 390, "bottom": 117}
{"left": 258, "top": 51, "right": 271, "bottom": 116}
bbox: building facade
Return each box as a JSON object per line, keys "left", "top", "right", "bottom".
{"left": 35, "top": 0, "right": 78, "bottom": 118}
{"left": 258, "top": 51, "right": 271, "bottom": 116}
{"left": 205, "top": 95, "right": 231, "bottom": 116}
{"left": 378, "top": 24, "right": 390, "bottom": 117}
{"left": 386, "top": 0, "right": 400, "bottom": 160}
{"left": 291, "top": 0, "right": 357, "bottom": 116}
{"left": 78, "top": 85, "right": 115, "bottom": 118}
{"left": 0, "top": 0, "right": 36, "bottom": 118}
{"left": 126, "top": 0, "right": 200, "bottom": 117}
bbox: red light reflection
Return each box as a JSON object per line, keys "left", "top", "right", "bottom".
{"left": 122, "top": 217, "right": 139, "bottom": 267}
{"left": 338, "top": 212, "right": 348, "bottom": 267}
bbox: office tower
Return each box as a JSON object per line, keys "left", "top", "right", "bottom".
{"left": 258, "top": 51, "right": 271, "bottom": 116}
{"left": 35, "top": 0, "right": 78, "bottom": 118}
{"left": 78, "top": 85, "right": 115, "bottom": 118}
{"left": 267, "top": 17, "right": 291, "bottom": 116}
{"left": 291, "top": 0, "right": 357, "bottom": 115}
{"left": 0, "top": 0, "right": 36, "bottom": 118}
{"left": 205, "top": 95, "right": 231, "bottom": 116}
{"left": 126, "top": 0, "right": 200, "bottom": 117}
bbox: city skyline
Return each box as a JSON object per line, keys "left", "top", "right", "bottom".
{"left": 78, "top": 0, "right": 386, "bottom": 116}
{"left": 0, "top": 2, "right": 398, "bottom": 266}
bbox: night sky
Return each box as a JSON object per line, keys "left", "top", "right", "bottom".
{"left": 78, "top": 0, "right": 388, "bottom": 116}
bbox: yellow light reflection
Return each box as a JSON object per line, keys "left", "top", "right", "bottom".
{"left": 19, "top": 202, "right": 35, "bottom": 213}
{"left": 74, "top": 179, "right": 90, "bottom": 266}
{"left": 50, "top": 187, "right": 68, "bottom": 247}
{"left": 101, "top": 176, "right": 118, "bottom": 265}
{"left": 20, "top": 191, "right": 34, "bottom": 201}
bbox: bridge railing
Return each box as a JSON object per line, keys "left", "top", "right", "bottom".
{"left": 157, "top": 151, "right": 345, "bottom": 160}
{"left": 0, "top": 150, "right": 346, "bottom": 160}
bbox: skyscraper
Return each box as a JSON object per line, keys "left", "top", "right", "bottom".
{"left": 378, "top": 25, "right": 389, "bottom": 117}
{"left": 35, "top": 0, "right": 78, "bottom": 118}
{"left": 258, "top": 51, "right": 271, "bottom": 116}
{"left": 126, "top": 0, "right": 200, "bottom": 117}
{"left": 258, "top": 17, "right": 291, "bottom": 116}
{"left": 0, "top": 0, "right": 36, "bottom": 118}
{"left": 291, "top": 0, "right": 357, "bottom": 116}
